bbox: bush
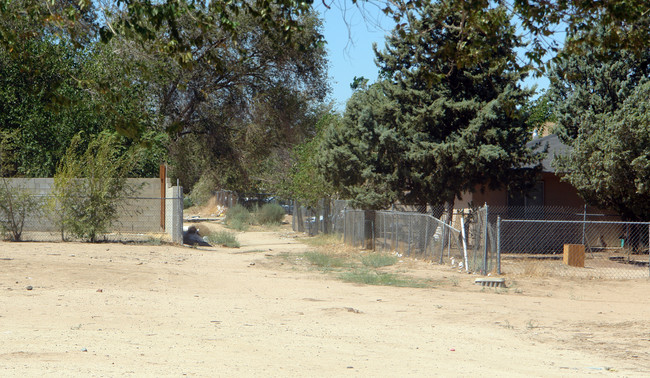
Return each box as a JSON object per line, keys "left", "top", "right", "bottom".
{"left": 225, "top": 204, "right": 250, "bottom": 231}
{"left": 0, "top": 179, "right": 42, "bottom": 241}
{"left": 51, "top": 132, "right": 139, "bottom": 242}
{"left": 256, "top": 203, "right": 285, "bottom": 225}
{"left": 205, "top": 231, "right": 240, "bottom": 248}
{"left": 188, "top": 174, "right": 217, "bottom": 207}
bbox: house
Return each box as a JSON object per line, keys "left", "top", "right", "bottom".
{"left": 453, "top": 134, "right": 632, "bottom": 254}
{"left": 462, "top": 133, "right": 587, "bottom": 210}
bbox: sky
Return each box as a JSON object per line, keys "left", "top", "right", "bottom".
{"left": 316, "top": 5, "right": 552, "bottom": 111}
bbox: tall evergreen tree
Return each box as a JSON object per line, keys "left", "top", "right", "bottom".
{"left": 319, "top": 0, "right": 541, "bottom": 217}
{"left": 549, "top": 25, "right": 650, "bottom": 221}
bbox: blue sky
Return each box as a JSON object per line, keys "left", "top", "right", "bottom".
{"left": 316, "top": 5, "right": 552, "bottom": 111}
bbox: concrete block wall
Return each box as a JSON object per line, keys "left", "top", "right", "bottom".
{"left": 1, "top": 177, "right": 182, "bottom": 240}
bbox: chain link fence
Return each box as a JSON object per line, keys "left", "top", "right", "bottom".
{"left": 291, "top": 199, "right": 347, "bottom": 236}
{"left": 213, "top": 190, "right": 239, "bottom": 208}
{"left": 495, "top": 207, "right": 650, "bottom": 279}
{"left": 290, "top": 200, "right": 494, "bottom": 274}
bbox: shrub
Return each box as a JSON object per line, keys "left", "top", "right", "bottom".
{"left": 188, "top": 174, "right": 217, "bottom": 207}
{"left": 256, "top": 203, "right": 285, "bottom": 225}
{"left": 0, "top": 179, "right": 42, "bottom": 241}
{"left": 205, "top": 231, "right": 240, "bottom": 248}
{"left": 225, "top": 204, "right": 250, "bottom": 231}
{"left": 51, "top": 132, "right": 139, "bottom": 242}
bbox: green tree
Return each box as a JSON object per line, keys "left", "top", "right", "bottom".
{"left": 319, "top": 0, "right": 541, "bottom": 219}
{"left": 288, "top": 112, "right": 338, "bottom": 207}
{"left": 0, "top": 131, "right": 42, "bottom": 241}
{"left": 146, "top": 9, "right": 328, "bottom": 192}
{"left": 549, "top": 28, "right": 650, "bottom": 221}
{"left": 51, "top": 132, "right": 140, "bottom": 242}
{"left": 522, "top": 90, "right": 556, "bottom": 135}
{"left": 548, "top": 30, "right": 650, "bottom": 141}
{"left": 317, "top": 83, "right": 399, "bottom": 210}
{"left": 554, "top": 81, "right": 650, "bottom": 221}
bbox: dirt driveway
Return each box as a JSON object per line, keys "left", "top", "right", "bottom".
{"left": 0, "top": 223, "right": 649, "bottom": 377}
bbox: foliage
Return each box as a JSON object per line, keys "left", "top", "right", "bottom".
{"left": 256, "top": 203, "right": 285, "bottom": 225}
{"left": 188, "top": 174, "right": 218, "bottom": 208}
{"left": 4, "top": 0, "right": 648, "bottom": 73}
{"left": 361, "top": 253, "right": 397, "bottom": 268}
{"left": 145, "top": 8, "right": 329, "bottom": 193}
{"left": 287, "top": 112, "right": 337, "bottom": 207}
{"left": 51, "top": 132, "right": 140, "bottom": 242}
{"left": 522, "top": 91, "right": 557, "bottom": 134}
{"left": 298, "top": 233, "right": 343, "bottom": 247}
{"left": 549, "top": 27, "right": 650, "bottom": 221}
{"left": 0, "top": 22, "right": 164, "bottom": 178}
{"left": 0, "top": 178, "right": 42, "bottom": 241}
{"left": 303, "top": 251, "right": 347, "bottom": 270}
{"left": 225, "top": 204, "right": 251, "bottom": 231}
{"left": 338, "top": 269, "right": 429, "bottom": 288}
{"left": 318, "top": 0, "right": 542, "bottom": 214}
{"left": 205, "top": 231, "right": 240, "bottom": 248}
{"left": 554, "top": 81, "right": 650, "bottom": 221}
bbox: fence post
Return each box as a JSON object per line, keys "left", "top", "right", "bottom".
{"left": 169, "top": 186, "right": 183, "bottom": 244}
{"left": 381, "top": 214, "right": 387, "bottom": 251}
{"left": 460, "top": 217, "right": 468, "bottom": 272}
{"left": 408, "top": 215, "right": 412, "bottom": 256}
{"left": 482, "top": 204, "right": 489, "bottom": 275}
{"left": 424, "top": 218, "right": 429, "bottom": 258}
{"left": 496, "top": 216, "right": 501, "bottom": 275}
{"left": 343, "top": 207, "right": 347, "bottom": 244}
{"left": 439, "top": 222, "right": 445, "bottom": 264}
{"left": 582, "top": 204, "right": 587, "bottom": 245}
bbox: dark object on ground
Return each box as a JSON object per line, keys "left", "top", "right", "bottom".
{"left": 183, "top": 226, "right": 211, "bottom": 247}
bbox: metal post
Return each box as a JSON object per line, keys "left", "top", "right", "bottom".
{"left": 424, "top": 218, "right": 429, "bottom": 258}
{"left": 343, "top": 206, "right": 348, "bottom": 244}
{"left": 497, "top": 216, "right": 501, "bottom": 275}
{"left": 582, "top": 204, "right": 586, "bottom": 245}
{"left": 408, "top": 215, "right": 412, "bottom": 256}
{"left": 460, "top": 217, "right": 469, "bottom": 272}
{"left": 394, "top": 213, "right": 398, "bottom": 253}
{"left": 482, "top": 205, "right": 489, "bottom": 275}
{"left": 439, "top": 222, "right": 445, "bottom": 264}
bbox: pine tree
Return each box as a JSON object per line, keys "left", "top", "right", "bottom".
{"left": 549, "top": 25, "right": 650, "bottom": 220}
{"left": 319, "top": 0, "right": 541, "bottom": 218}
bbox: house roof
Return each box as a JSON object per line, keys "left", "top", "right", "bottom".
{"left": 526, "top": 134, "right": 572, "bottom": 173}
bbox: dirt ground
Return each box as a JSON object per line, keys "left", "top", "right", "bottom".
{"left": 1, "top": 220, "right": 649, "bottom": 377}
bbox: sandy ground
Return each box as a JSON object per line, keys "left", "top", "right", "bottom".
{"left": 1, "top": 221, "right": 649, "bottom": 377}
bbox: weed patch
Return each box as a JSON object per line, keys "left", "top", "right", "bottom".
{"left": 206, "top": 231, "right": 240, "bottom": 248}
{"left": 361, "top": 253, "right": 398, "bottom": 268}
{"left": 339, "top": 269, "right": 430, "bottom": 288}
{"left": 225, "top": 205, "right": 250, "bottom": 231}
{"left": 256, "top": 203, "right": 285, "bottom": 225}
{"left": 303, "top": 251, "right": 348, "bottom": 270}
{"left": 299, "top": 234, "right": 343, "bottom": 247}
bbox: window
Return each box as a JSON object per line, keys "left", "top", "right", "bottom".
{"left": 508, "top": 181, "right": 544, "bottom": 207}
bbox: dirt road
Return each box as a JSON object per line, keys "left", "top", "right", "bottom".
{"left": 0, "top": 225, "right": 649, "bottom": 376}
